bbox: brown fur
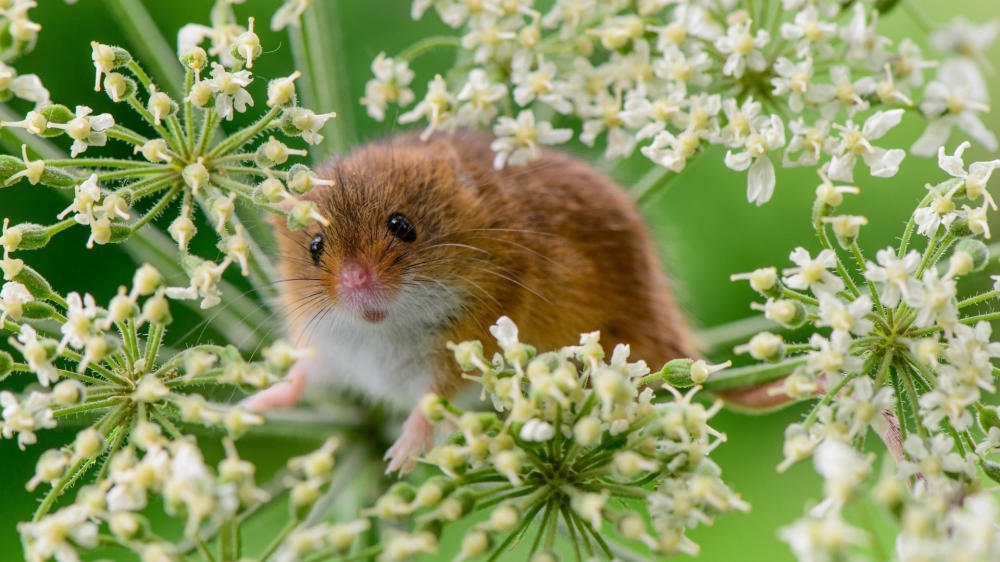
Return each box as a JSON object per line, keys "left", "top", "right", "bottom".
{"left": 274, "top": 131, "right": 696, "bottom": 401}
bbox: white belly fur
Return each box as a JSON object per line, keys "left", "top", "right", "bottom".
{"left": 294, "top": 312, "right": 441, "bottom": 412}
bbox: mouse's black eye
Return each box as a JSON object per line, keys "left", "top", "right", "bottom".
{"left": 387, "top": 213, "right": 417, "bottom": 243}
{"left": 309, "top": 233, "right": 325, "bottom": 265}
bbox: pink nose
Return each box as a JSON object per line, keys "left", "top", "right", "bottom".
{"left": 339, "top": 261, "right": 372, "bottom": 290}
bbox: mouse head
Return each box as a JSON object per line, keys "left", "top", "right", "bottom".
{"left": 275, "top": 136, "right": 495, "bottom": 329}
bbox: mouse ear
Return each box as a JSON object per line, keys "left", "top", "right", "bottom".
{"left": 427, "top": 136, "right": 478, "bottom": 196}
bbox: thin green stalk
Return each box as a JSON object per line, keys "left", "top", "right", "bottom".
{"left": 206, "top": 106, "right": 283, "bottom": 160}
{"left": 899, "top": 364, "right": 929, "bottom": 438}
{"left": 899, "top": 191, "right": 937, "bottom": 259}
{"left": 96, "top": 167, "right": 170, "bottom": 181}
{"left": 131, "top": 173, "right": 182, "bottom": 200}
{"left": 151, "top": 406, "right": 185, "bottom": 440}
{"left": 126, "top": 97, "right": 175, "bottom": 148}
{"left": 484, "top": 498, "right": 548, "bottom": 562}
{"left": 54, "top": 396, "right": 128, "bottom": 418}
{"left": 891, "top": 367, "right": 909, "bottom": 448}
{"left": 130, "top": 184, "right": 182, "bottom": 232}
{"left": 816, "top": 226, "right": 861, "bottom": 298}
{"left": 100, "top": 0, "right": 185, "bottom": 98}
{"left": 33, "top": 455, "right": 96, "bottom": 521}
{"left": 44, "top": 158, "right": 163, "bottom": 168}
{"left": 529, "top": 501, "right": 555, "bottom": 554}
{"left": 196, "top": 108, "right": 219, "bottom": 157}
{"left": 697, "top": 357, "right": 808, "bottom": 392}
{"left": 257, "top": 517, "right": 299, "bottom": 562}
{"left": 184, "top": 70, "right": 195, "bottom": 156}
{"left": 396, "top": 35, "right": 464, "bottom": 62}
{"left": 803, "top": 371, "right": 861, "bottom": 430}
{"left": 634, "top": 165, "right": 682, "bottom": 203}
{"left": 559, "top": 501, "right": 583, "bottom": 562}
{"left": 106, "top": 124, "right": 150, "bottom": 147}
{"left": 144, "top": 322, "right": 165, "bottom": 371}
{"left": 850, "top": 242, "right": 885, "bottom": 316}
{"left": 959, "top": 290, "right": 1000, "bottom": 309}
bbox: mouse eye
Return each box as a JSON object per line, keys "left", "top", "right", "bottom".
{"left": 387, "top": 213, "right": 417, "bottom": 243}
{"left": 309, "top": 233, "right": 325, "bottom": 265}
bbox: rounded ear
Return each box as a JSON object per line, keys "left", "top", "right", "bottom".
{"left": 427, "top": 136, "right": 478, "bottom": 196}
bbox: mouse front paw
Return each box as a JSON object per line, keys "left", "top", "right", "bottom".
{"left": 240, "top": 364, "right": 307, "bottom": 411}
{"left": 384, "top": 408, "right": 435, "bottom": 475}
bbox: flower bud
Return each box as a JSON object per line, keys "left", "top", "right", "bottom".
{"left": 168, "top": 210, "right": 196, "bottom": 251}
{"left": 180, "top": 47, "right": 209, "bottom": 75}
{"left": 530, "top": 550, "right": 560, "bottom": 562}
{"left": 92, "top": 42, "right": 132, "bottom": 92}
{"left": 132, "top": 264, "right": 163, "bottom": 297}
{"left": 182, "top": 159, "right": 210, "bottom": 194}
{"left": 822, "top": 215, "right": 868, "bottom": 248}
{"left": 486, "top": 505, "right": 519, "bottom": 532}
{"left": 147, "top": 87, "right": 178, "bottom": 125}
{"left": 186, "top": 80, "right": 213, "bottom": 107}
{"left": 447, "top": 340, "right": 486, "bottom": 371}
{"left": 419, "top": 393, "right": 447, "bottom": 422}
{"left": 730, "top": 266, "right": 781, "bottom": 297}
{"left": 982, "top": 459, "right": 1000, "bottom": 486}
{"left": 231, "top": 18, "right": 262, "bottom": 69}
{"left": 255, "top": 175, "right": 287, "bottom": 203}
{"left": 110, "top": 512, "right": 142, "bottom": 541}
{"left": 134, "top": 375, "right": 170, "bottom": 403}
{"left": 617, "top": 513, "right": 647, "bottom": 540}
{"left": 74, "top": 428, "right": 105, "bottom": 459}
{"left": 735, "top": 332, "right": 785, "bottom": 362}
{"left": 459, "top": 530, "right": 492, "bottom": 558}
{"left": 438, "top": 487, "right": 475, "bottom": 521}
{"left": 103, "top": 72, "right": 137, "bottom": 103}
{"left": 11, "top": 265, "right": 54, "bottom": 301}
{"left": 5, "top": 222, "right": 49, "bottom": 251}
{"left": 267, "top": 71, "right": 301, "bottom": 107}
{"left": 976, "top": 403, "right": 1000, "bottom": 433}
{"left": 0, "top": 350, "right": 13, "bottom": 379}
{"left": 290, "top": 479, "right": 322, "bottom": 517}
{"left": 26, "top": 449, "right": 68, "bottom": 491}
{"left": 256, "top": 136, "right": 307, "bottom": 167}
{"left": 286, "top": 165, "right": 334, "bottom": 195}
{"left": 751, "top": 298, "right": 807, "bottom": 328}
{"left": 518, "top": 418, "right": 555, "bottom": 442}
{"left": 328, "top": 519, "right": 371, "bottom": 553}
{"left": 573, "top": 416, "right": 602, "bottom": 446}
{"left": 141, "top": 292, "right": 172, "bottom": 325}
{"left": 414, "top": 476, "right": 455, "bottom": 508}
{"left": 952, "top": 239, "right": 989, "bottom": 274}
{"left": 287, "top": 199, "right": 330, "bottom": 230}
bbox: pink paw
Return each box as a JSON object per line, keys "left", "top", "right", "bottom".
{"left": 384, "top": 408, "right": 435, "bottom": 475}
{"left": 240, "top": 365, "right": 307, "bottom": 411}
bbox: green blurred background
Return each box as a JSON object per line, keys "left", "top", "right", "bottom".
{"left": 0, "top": 0, "right": 998, "bottom": 559}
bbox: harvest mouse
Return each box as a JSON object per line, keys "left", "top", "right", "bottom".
{"left": 244, "top": 131, "right": 697, "bottom": 473}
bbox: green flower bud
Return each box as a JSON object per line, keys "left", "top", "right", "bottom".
{"left": 104, "top": 72, "right": 138, "bottom": 103}
{"left": 12, "top": 265, "right": 56, "bottom": 301}
{"left": 982, "top": 459, "right": 1000, "bottom": 486}
{"left": 8, "top": 223, "right": 51, "bottom": 250}
{"left": 386, "top": 482, "right": 417, "bottom": 503}
{"left": 37, "top": 105, "right": 76, "bottom": 138}
{"left": 0, "top": 350, "right": 12, "bottom": 380}
{"left": 447, "top": 340, "right": 485, "bottom": 371}
{"left": 975, "top": 402, "right": 1000, "bottom": 433}
{"left": 954, "top": 239, "right": 989, "bottom": 272}
{"left": 20, "top": 301, "right": 59, "bottom": 320}
{"left": 109, "top": 224, "right": 133, "bottom": 244}
{"left": 180, "top": 47, "right": 209, "bottom": 74}
{"left": 438, "top": 487, "right": 476, "bottom": 521}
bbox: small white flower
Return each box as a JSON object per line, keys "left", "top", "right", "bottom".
{"left": 835, "top": 377, "right": 894, "bottom": 437}
{"left": 511, "top": 55, "right": 571, "bottom": 113}
{"left": 165, "top": 258, "right": 231, "bottom": 309}
{"left": 641, "top": 127, "right": 701, "bottom": 172}
{"left": 805, "top": 331, "right": 863, "bottom": 381}
{"left": 780, "top": 6, "right": 837, "bottom": 59}
{"left": 816, "top": 294, "right": 873, "bottom": 336}
{"left": 823, "top": 65, "right": 875, "bottom": 119}
{"left": 490, "top": 109, "right": 571, "bottom": 169}
{"left": 399, "top": 74, "right": 455, "bottom": 140}
{"left": 455, "top": 69, "right": 507, "bottom": 127}
{"left": 46, "top": 106, "right": 115, "bottom": 158}
{"left": 271, "top": 0, "right": 312, "bottom": 31}
{"left": 931, "top": 17, "right": 998, "bottom": 65}
{"left": 936, "top": 141, "right": 1000, "bottom": 211}
{"left": 360, "top": 53, "right": 415, "bottom": 122}
{"left": 724, "top": 114, "right": 785, "bottom": 206}
{"left": 912, "top": 59, "right": 996, "bottom": 156}
{"left": 0, "top": 281, "right": 32, "bottom": 325}
{"left": 912, "top": 269, "right": 958, "bottom": 329}
{"left": 826, "top": 110, "right": 906, "bottom": 183}
{"left": 864, "top": 248, "right": 923, "bottom": 307}
{"left": 208, "top": 63, "right": 254, "bottom": 120}
{"left": 714, "top": 20, "right": 770, "bottom": 79}
{"left": 771, "top": 57, "right": 835, "bottom": 113}
{"left": 1, "top": 389, "right": 56, "bottom": 449}
{"left": 782, "top": 247, "right": 844, "bottom": 295}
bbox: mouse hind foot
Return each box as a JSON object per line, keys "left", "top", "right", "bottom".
{"left": 384, "top": 407, "right": 435, "bottom": 475}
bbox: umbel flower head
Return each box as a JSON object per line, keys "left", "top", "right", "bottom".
{"left": 350, "top": 317, "right": 747, "bottom": 559}
{"left": 363, "top": 0, "right": 998, "bottom": 204}
{"left": 726, "top": 142, "right": 1000, "bottom": 560}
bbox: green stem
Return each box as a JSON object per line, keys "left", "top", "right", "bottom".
{"left": 634, "top": 165, "right": 681, "bottom": 204}
{"left": 54, "top": 396, "right": 127, "bottom": 418}
{"left": 127, "top": 97, "right": 175, "bottom": 148}
{"left": 206, "top": 106, "right": 283, "bottom": 160}
{"left": 851, "top": 242, "right": 885, "bottom": 316}
{"left": 803, "top": 371, "right": 862, "bottom": 430}
{"left": 196, "top": 108, "right": 219, "bottom": 157}
{"left": 106, "top": 124, "right": 150, "bottom": 147}
{"left": 959, "top": 290, "right": 1000, "bottom": 309}
{"left": 144, "top": 322, "right": 165, "bottom": 372}
{"left": 257, "top": 518, "right": 299, "bottom": 562}
{"left": 899, "top": 364, "right": 929, "bottom": 438}
{"left": 700, "top": 358, "right": 808, "bottom": 392}
{"left": 396, "top": 35, "right": 464, "bottom": 62}
{"left": 899, "top": 191, "right": 936, "bottom": 259}
{"left": 45, "top": 158, "right": 163, "bottom": 168}
{"left": 130, "top": 183, "right": 182, "bottom": 233}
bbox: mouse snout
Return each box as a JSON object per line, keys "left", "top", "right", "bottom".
{"left": 339, "top": 260, "right": 373, "bottom": 291}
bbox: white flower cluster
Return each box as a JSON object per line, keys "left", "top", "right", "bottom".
{"left": 0, "top": 0, "right": 337, "bottom": 311}
{"left": 356, "top": 317, "right": 747, "bottom": 560}
{"left": 728, "top": 142, "right": 1000, "bottom": 559}
{"left": 362, "top": 0, "right": 997, "bottom": 204}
